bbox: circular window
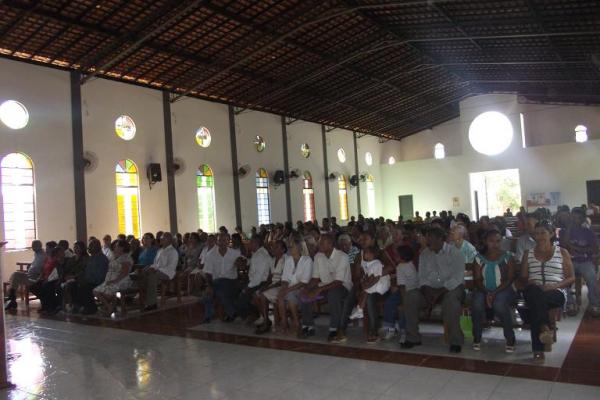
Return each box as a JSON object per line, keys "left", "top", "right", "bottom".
{"left": 337, "top": 148, "right": 346, "bottom": 163}
{"left": 195, "top": 126, "right": 211, "bottom": 147}
{"left": 434, "top": 143, "right": 445, "bottom": 159}
{"left": 254, "top": 135, "right": 266, "bottom": 152}
{"left": 388, "top": 156, "right": 396, "bottom": 165}
{"left": 468, "top": 111, "right": 513, "bottom": 156}
{"left": 301, "top": 143, "right": 310, "bottom": 158}
{"left": 0, "top": 100, "right": 29, "bottom": 130}
{"left": 115, "top": 115, "right": 136, "bottom": 140}
{"left": 365, "top": 152, "right": 373, "bottom": 166}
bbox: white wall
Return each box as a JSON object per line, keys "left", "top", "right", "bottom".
{"left": 81, "top": 79, "right": 169, "bottom": 238}
{"left": 171, "top": 97, "right": 234, "bottom": 233}
{"left": 356, "top": 135, "right": 383, "bottom": 218}
{"left": 286, "top": 120, "right": 327, "bottom": 223}
{"left": 235, "top": 111, "right": 285, "bottom": 230}
{"left": 381, "top": 94, "right": 600, "bottom": 219}
{"left": 0, "top": 59, "right": 75, "bottom": 280}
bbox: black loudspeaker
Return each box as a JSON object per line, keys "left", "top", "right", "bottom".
{"left": 147, "top": 163, "right": 162, "bottom": 183}
{"left": 349, "top": 175, "right": 359, "bottom": 187}
{"left": 273, "top": 170, "right": 285, "bottom": 184}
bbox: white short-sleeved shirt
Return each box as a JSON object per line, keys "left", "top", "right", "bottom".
{"left": 312, "top": 248, "right": 353, "bottom": 291}
{"left": 396, "top": 261, "right": 419, "bottom": 291}
{"left": 203, "top": 247, "right": 241, "bottom": 280}
{"left": 247, "top": 247, "right": 273, "bottom": 288}
{"left": 271, "top": 256, "right": 285, "bottom": 283}
{"left": 281, "top": 255, "right": 313, "bottom": 286}
{"left": 362, "top": 259, "right": 390, "bottom": 295}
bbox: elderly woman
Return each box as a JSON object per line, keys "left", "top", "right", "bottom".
{"left": 93, "top": 239, "right": 133, "bottom": 316}
{"left": 276, "top": 235, "right": 313, "bottom": 335}
{"left": 521, "top": 220, "right": 575, "bottom": 363}
{"left": 254, "top": 240, "right": 287, "bottom": 334}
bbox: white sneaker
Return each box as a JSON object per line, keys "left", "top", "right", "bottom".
{"left": 379, "top": 328, "right": 396, "bottom": 340}
{"left": 349, "top": 306, "right": 364, "bottom": 320}
{"left": 398, "top": 330, "right": 407, "bottom": 344}
{"left": 254, "top": 316, "right": 264, "bottom": 326}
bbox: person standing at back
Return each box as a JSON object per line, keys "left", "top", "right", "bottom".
{"left": 560, "top": 208, "right": 600, "bottom": 317}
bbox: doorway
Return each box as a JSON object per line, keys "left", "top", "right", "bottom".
{"left": 586, "top": 180, "right": 600, "bottom": 205}
{"left": 398, "top": 195, "right": 414, "bottom": 220}
{"left": 470, "top": 169, "right": 522, "bottom": 220}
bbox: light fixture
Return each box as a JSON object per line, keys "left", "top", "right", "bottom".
{"left": 575, "top": 125, "right": 588, "bottom": 143}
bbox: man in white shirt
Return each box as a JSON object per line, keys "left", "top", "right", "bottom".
{"left": 299, "top": 234, "right": 352, "bottom": 341}
{"left": 201, "top": 233, "right": 242, "bottom": 323}
{"left": 142, "top": 232, "right": 180, "bottom": 311}
{"left": 403, "top": 227, "right": 466, "bottom": 353}
{"left": 235, "top": 236, "right": 273, "bottom": 320}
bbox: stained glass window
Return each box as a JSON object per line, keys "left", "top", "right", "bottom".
{"left": 1, "top": 153, "right": 36, "bottom": 249}
{"left": 338, "top": 175, "right": 349, "bottom": 221}
{"left": 366, "top": 175, "right": 376, "bottom": 218}
{"left": 115, "top": 115, "right": 136, "bottom": 140}
{"left": 197, "top": 164, "right": 216, "bottom": 232}
{"left": 196, "top": 127, "right": 211, "bottom": 147}
{"left": 303, "top": 171, "right": 316, "bottom": 222}
{"left": 337, "top": 148, "right": 346, "bottom": 163}
{"left": 256, "top": 168, "right": 271, "bottom": 225}
{"left": 254, "top": 136, "right": 266, "bottom": 152}
{"left": 115, "top": 159, "right": 141, "bottom": 238}
{"left": 301, "top": 143, "right": 310, "bottom": 158}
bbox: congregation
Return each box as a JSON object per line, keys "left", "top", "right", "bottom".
{"left": 4, "top": 205, "right": 599, "bottom": 364}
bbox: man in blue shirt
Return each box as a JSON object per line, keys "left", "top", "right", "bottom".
{"left": 5, "top": 240, "right": 46, "bottom": 310}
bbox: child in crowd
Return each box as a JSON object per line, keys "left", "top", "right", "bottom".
{"left": 394, "top": 245, "right": 419, "bottom": 343}
{"left": 350, "top": 246, "right": 390, "bottom": 342}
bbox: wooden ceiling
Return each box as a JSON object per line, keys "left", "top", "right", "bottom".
{"left": 1, "top": 0, "right": 599, "bottom": 140}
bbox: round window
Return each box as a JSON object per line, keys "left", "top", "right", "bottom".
{"left": 365, "top": 152, "right": 373, "bottom": 166}
{"left": 254, "top": 135, "right": 266, "bottom": 152}
{"left": 115, "top": 115, "right": 136, "bottom": 140}
{"left": 195, "top": 126, "right": 211, "bottom": 147}
{"left": 0, "top": 100, "right": 29, "bottom": 130}
{"left": 468, "top": 111, "right": 513, "bottom": 156}
{"left": 388, "top": 156, "right": 396, "bottom": 165}
{"left": 301, "top": 143, "right": 310, "bottom": 158}
{"left": 337, "top": 148, "right": 346, "bottom": 163}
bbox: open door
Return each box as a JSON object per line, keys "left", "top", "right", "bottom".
{"left": 586, "top": 180, "right": 600, "bottom": 205}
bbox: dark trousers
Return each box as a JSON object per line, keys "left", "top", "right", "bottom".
{"left": 235, "top": 286, "right": 260, "bottom": 319}
{"left": 523, "top": 284, "right": 565, "bottom": 352}
{"left": 38, "top": 281, "right": 61, "bottom": 311}
{"left": 202, "top": 278, "right": 237, "bottom": 320}
{"left": 75, "top": 281, "right": 99, "bottom": 313}
{"left": 301, "top": 286, "right": 348, "bottom": 331}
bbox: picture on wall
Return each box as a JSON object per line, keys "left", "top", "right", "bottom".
{"left": 526, "top": 192, "right": 561, "bottom": 210}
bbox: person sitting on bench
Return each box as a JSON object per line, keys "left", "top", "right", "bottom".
{"left": 403, "top": 227, "right": 466, "bottom": 353}
{"left": 521, "top": 220, "right": 575, "bottom": 363}
{"left": 5, "top": 240, "right": 46, "bottom": 310}
{"left": 298, "top": 234, "right": 352, "bottom": 341}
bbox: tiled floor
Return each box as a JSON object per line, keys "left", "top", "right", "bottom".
{"left": 189, "top": 309, "right": 584, "bottom": 368}
{"left": 2, "top": 316, "right": 600, "bottom": 400}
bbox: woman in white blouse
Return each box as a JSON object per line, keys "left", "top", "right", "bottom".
{"left": 277, "top": 235, "right": 313, "bottom": 335}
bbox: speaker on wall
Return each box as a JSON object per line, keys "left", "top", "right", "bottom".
{"left": 273, "top": 170, "right": 285, "bottom": 185}
{"left": 147, "top": 163, "right": 162, "bottom": 189}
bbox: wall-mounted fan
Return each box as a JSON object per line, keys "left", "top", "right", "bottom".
{"left": 82, "top": 151, "right": 98, "bottom": 173}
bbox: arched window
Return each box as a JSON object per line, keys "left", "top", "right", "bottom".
{"left": 256, "top": 168, "right": 271, "bottom": 225}
{"left": 115, "top": 159, "right": 141, "bottom": 238}
{"left": 1, "top": 153, "right": 36, "bottom": 249}
{"left": 434, "top": 143, "right": 445, "bottom": 159}
{"left": 303, "top": 171, "right": 316, "bottom": 222}
{"left": 197, "top": 164, "right": 216, "bottom": 233}
{"left": 338, "top": 175, "right": 349, "bottom": 221}
{"left": 366, "top": 174, "right": 376, "bottom": 218}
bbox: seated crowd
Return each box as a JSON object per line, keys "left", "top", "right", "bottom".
{"left": 5, "top": 204, "right": 599, "bottom": 363}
